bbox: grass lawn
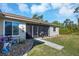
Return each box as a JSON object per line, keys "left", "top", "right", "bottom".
{"left": 27, "top": 35, "right": 79, "bottom": 56}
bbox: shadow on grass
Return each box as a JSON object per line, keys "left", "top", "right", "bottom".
{"left": 32, "top": 39, "right": 44, "bottom": 48}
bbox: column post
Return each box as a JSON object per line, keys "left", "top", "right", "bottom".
{"left": 32, "top": 25, "right": 34, "bottom": 37}
{"left": 37, "top": 26, "right": 39, "bottom": 37}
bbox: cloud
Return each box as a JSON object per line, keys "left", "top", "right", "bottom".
{"left": 31, "top": 3, "right": 51, "bottom": 14}
{"left": 17, "top": 3, "right": 30, "bottom": 12}
{"left": 0, "top": 3, "right": 13, "bottom": 12}
{"left": 51, "top": 3, "right": 63, "bottom": 9}
{"left": 51, "top": 3, "right": 77, "bottom": 17}
{"left": 59, "top": 6, "right": 75, "bottom": 17}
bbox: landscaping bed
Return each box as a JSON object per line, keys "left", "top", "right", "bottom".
{"left": 0, "top": 39, "right": 33, "bottom": 56}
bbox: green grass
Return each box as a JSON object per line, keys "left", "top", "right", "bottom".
{"left": 27, "top": 35, "right": 79, "bottom": 56}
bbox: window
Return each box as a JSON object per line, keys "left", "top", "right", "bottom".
{"left": 5, "top": 21, "right": 12, "bottom": 36}
{"left": 53, "top": 27, "right": 56, "bottom": 31}
{"left": 13, "top": 22, "right": 19, "bottom": 35}
{"left": 5, "top": 21, "right": 19, "bottom": 36}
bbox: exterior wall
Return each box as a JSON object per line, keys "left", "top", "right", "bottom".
{"left": 19, "top": 23, "right": 26, "bottom": 41}
{"left": 1, "top": 19, "right": 59, "bottom": 39}
{"left": 48, "top": 26, "right": 59, "bottom": 37}
{"left": 0, "top": 20, "right": 3, "bottom": 36}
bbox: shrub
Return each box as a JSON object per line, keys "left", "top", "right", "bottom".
{"left": 59, "top": 27, "right": 73, "bottom": 34}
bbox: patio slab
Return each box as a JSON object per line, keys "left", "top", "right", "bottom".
{"left": 35, "top": 38, "right": 64, "bottom": 50}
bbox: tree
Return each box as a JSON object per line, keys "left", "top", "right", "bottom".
{"left": 64, "top": 19, "right": 74, "bottom": 29}
{"left": 64, "top": 19, "right": 70, "bottom": 27}
{"left": 44, "top": 20, "right": 48, "bottom": 23}
{"left": 61, "top": 19, "right": 76, "bottom": 34}
{"left": 32, "top": 14, "right": 39, "bottom": 19}
{"left": 51, "top": 21, "right": 61, "bottom": 26}
{"left": 74, "top": 7, "right": 79, "bottom": 13}
{"left": 38, "top": 15, "right": 43, "bottom": 19}
{"left": 51, "top": 21, "right": 64, "bottom": 28}
{"left": 74, "top": 7, "right": 79, "bottom": 27}
{"left": 32, "top": 14, "right": 43, "bottom": 20}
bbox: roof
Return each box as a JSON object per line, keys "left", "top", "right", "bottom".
{"left": 0, "top": 12, "right": 59, "bottom": 27}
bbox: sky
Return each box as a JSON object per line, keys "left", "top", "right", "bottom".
{"left": 0, "top": 3, "right": 79, "bottom": 23}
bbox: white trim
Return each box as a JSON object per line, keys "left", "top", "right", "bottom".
{"left": 3, "top": 20, "right": 5, "bottom": 36}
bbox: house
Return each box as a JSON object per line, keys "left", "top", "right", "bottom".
{"left": 0, "top": 12, "right": 59, "bottom": 41}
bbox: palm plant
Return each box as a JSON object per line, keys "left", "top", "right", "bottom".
{"left": 74, "top": 7, "right": 79, "bottom": 27}
{"left": 64, "top": 19, "right": 70, "bottom": 27}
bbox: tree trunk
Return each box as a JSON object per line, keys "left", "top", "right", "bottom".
{"left": 78, "top": 18, "right": 79, "bottom": 29}
{"left": 78, "top": 18, "right": 79, "bottom": 25}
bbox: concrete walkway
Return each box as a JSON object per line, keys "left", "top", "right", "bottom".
{"left": 35, "top": 38, "right": 64, "bottom": 50}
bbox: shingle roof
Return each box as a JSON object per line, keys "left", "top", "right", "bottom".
{"left": 0, "top": 12, "right": 59, "bottom": 27}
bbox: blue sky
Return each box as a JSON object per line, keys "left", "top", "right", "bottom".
{"left": 0, "top": 3, "right": 79, "bottom": 23}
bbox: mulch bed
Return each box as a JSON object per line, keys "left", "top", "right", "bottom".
{"left": 0, "top": 39, "right": 33, "bottom": 56}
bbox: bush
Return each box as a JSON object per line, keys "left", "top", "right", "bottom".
{"left": 59, "top": 27, "right": 73, "bottom": 34}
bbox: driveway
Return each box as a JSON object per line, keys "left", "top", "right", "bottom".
{"left": 35, "top": 38, "right": 64, "bottom": 50}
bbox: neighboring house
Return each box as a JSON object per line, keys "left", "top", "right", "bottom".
{"left": 0, "top": 12, "right": 59, "bottom": 40}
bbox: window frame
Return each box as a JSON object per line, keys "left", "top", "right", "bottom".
{"left": 4, "top": 20, "right": 19, "bottom": 36}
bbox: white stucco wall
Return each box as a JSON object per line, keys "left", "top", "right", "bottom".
{"left": 48, "top": 26, "right": 59, "bottom": 37}
{"left": 19, "top": 23, "right": 26, "bottom": 40}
